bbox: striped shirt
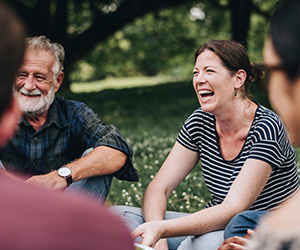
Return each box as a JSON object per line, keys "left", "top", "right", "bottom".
{"left": 177, "top": 104, "right": 299, "bottom": 211}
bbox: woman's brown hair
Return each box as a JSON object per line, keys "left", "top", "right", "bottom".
{"left": 195, "top": 40, "right": 265, "bottom": 97}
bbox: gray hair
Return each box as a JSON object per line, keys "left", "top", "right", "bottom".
{"left": 25, "top": 35, "right": 65, "bottom": 77}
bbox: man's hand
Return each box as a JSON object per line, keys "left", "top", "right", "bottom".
{"left": 218, "top": 229, "right": 254, "bottom": 250}
{"left": 25, "top": 171, "right": 67, "bottom": 190}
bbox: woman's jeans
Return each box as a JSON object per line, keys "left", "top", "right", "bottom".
{"left": 111, "top": 206, "right": 224, "bottom": 250}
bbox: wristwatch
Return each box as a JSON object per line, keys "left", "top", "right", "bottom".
{"left": 57, "top": 166, "right": 73, "bottom": 186}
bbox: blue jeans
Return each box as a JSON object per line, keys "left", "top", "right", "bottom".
{"left": 0, "top": 160, "right": 5, "bottom": 170}
{"left": 65, "top": 173, "right": 112, "bottom": 203}
{"left": 65, "top": 148, "right": 113, "bottom": 203}
{"left": 111, "top": 206, "right": 224, "bottom": 250}
{"left": 224, "top": 210, "right": 268, "bottom": 239}
{"left": 1, "top": 149, "right": 112, "bottom": 203}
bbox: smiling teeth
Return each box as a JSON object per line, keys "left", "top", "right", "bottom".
{"left": 198, "top": 90, "right": 212, "bottom": 95}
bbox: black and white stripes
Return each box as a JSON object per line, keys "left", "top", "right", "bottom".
{"left": 177, "top": 105, "right": 299, "bottom": 211}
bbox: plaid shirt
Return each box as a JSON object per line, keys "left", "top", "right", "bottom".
{"left": 0, "top": 97, "right": 139, "bottom": 181}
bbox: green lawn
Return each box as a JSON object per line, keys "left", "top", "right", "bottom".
{"left": 59, "top": 78, "right": 300, "bottom": 212}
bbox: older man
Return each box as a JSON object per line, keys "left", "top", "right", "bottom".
{"left": 0, "top": 35, "right": 138, "bottom": 201}
{"left": 0, "top": 3, "right": 135, "bottom": 248}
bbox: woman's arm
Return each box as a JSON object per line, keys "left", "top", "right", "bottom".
{"left": 133, "top": 158, "right": 272, "bottom": 248}
{"left": 142, "top": 142, "right": 200, "bottom": 222}
{"left": 139, "top": 142, "right": 199, "bottom": 249}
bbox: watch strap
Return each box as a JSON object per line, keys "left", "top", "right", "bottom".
{"left": 65, "top": 175, "right": 73, "bottom": 186}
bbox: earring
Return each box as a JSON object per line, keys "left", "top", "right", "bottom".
{"left": 234, "top": 89, "right": 237, "bottom": 96}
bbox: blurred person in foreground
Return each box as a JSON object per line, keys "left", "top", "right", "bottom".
{"left": 219, "top": 0, "right": 300, "bottom": 249}
{"left": 0, "top": 1, "right": 135, "bottom": 249}
{"left": 112, "top": 39, "right": 299, "bottom": 250}
{"left": 0, "top": 35, "right": 138, "bottom": 202}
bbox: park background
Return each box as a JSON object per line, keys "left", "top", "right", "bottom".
{"left": 11, "top": 0, "right": 300, "bottom": 212}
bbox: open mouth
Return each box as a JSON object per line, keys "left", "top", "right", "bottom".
{"left": 21, "top": 93, "right": 41, "bottom": 97}
{"left": 198, "top": 90, "right": 214, "bottom": 98}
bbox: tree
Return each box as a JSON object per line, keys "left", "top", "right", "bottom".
{"left": 70, "top": 2, "right": 231, "bottom": 82}
{"left": 11, "top": 0, "right": 198, "bottom": 90}
{"left": 209, "top": 0, "right": 282, "bottom": 47}
{"left": 10, "top": 0, "right": 282, "bottom": 90}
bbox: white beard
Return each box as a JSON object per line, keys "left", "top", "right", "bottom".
{"left": 15, "top": 85, "right": 55, "bottom": 117}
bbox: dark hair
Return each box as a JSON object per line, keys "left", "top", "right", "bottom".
{"left": 270, "top": 0, "right": 300, "bottom": 80}
{"left": 195, "top": 40, "right": 265, "bottom": 97}
{"left": 0, "top": 1, "right": 26, "bottom": 118}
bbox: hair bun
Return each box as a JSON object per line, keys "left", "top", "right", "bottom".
{"left": 249, "top": 63, "right": 266, "bottom": 83}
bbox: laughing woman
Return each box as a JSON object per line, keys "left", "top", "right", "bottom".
{"left": 112, "top": 40, "right": 299, "bottom": 250}
{"left": 245, "top": 0, "right": 300, "bottom": 249}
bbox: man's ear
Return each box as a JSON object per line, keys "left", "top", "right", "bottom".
{"left": 0, "top": 97, "right": 21, "bottom": 147}
{"left": 54, "top": 72, "right": 64, "bottom": 93}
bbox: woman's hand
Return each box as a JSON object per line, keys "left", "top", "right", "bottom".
{"left": 154, "top": 239, "right": 169, "bottom": 250}
{"left": 132, "top": 221, "right": 165, "bottom": 249}
{"left": 218, "top": 236, "right": 248, "bottom": 250}
{"left": 218, "top": 229, "right": 254, "bottom": 250}
{"left": 153, "top": 239, "right": 169, "bottom": 250}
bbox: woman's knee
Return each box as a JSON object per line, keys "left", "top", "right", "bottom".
{"left": 178, "top": 230, "right": 224, "bottom": 250}
{"left": 110, "top": 206, "right": 145, "bottom": 231}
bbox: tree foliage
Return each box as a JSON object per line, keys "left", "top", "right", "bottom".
{"left": 70, "top": 2, "right": 231, "bottom": 81}
{"left": 9, "top": 0, "right": 283, "bottom": 90}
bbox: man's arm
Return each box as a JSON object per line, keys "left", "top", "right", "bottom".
{"left": 26, "top": 146, "right": 126, "bottom": 189}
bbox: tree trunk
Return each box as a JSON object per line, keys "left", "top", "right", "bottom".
{"left": 229, "top": 0, "right": 251, "bottom": 48}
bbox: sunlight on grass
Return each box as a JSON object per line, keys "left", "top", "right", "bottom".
{"left": 70, "top": 75, "right": 188, "bottom": 93}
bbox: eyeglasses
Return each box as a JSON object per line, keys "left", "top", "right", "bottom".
{"left": 263, "top": 63, "right": 285, "bottom": 72}
{"left": 264, "top": 62, "right": 299, "bottom": 72}
{"left": 263, "top": 62, "right": 300, "bottom": 81}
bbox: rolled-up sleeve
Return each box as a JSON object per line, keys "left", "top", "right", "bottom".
{"left": 72, "top": 103, "right": 139, "bottom": 182}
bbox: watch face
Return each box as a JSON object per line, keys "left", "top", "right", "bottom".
{"left": 58, "top": 167, "right": 71, "bottom": 177}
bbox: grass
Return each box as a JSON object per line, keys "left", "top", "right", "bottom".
{"left": 59, "top": 77, "right": 300, "bottom": 213}
{"left": 70, "top": 75, "right": 188, "bottom": 93}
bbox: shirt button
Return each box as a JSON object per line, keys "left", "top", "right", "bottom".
{"left": 32, "top": 161, "right": 36, "bottom": 166}
{"left": 33, "top": 137, "right": 38, "bottom": 141}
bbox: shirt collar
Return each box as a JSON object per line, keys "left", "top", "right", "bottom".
{"left": 20, "top": 97, "right": 69, "bottom": 129}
